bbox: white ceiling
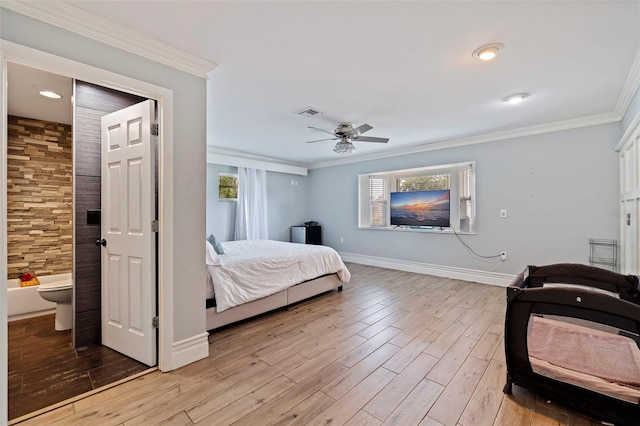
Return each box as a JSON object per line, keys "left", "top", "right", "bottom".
{"left": 21, "top": 2, "right": 640, "bottom": 165}
{"left": 7, "top": 63, "right": 73, "bottom": 125}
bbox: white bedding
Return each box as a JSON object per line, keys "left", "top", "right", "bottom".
{"left": 206, "top": 240, "right": 350, "bottom": 313}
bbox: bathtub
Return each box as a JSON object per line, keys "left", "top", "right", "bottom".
{"left": 7, "top": 273, "right": 72, "bottom": 321}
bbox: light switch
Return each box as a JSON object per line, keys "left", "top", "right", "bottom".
{"left": 500, "top": 209, "right": 508, "bottom": 218}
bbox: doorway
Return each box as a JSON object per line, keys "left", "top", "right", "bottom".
{"left": 1, "top": 40, "right": 178, "bottom": 425}
{"left": 73, "top": 80, "right": 152, "bottom": 350}
{"left": 5, "top": 65, "right": 157, "bottom": 421}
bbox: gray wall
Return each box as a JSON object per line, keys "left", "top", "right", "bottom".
{"left": 307, "top": 123, "right": 622, "bottom": 275}
{"left": 267, "top": 170, "right": 309, "bottom": 241}
{"left": 206, "top": 163, "right": 309, "bottom": 242}
{"left": 2, "top": 9, "right": 208, "bottom": 342}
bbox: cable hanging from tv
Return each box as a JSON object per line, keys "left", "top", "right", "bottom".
{"left": 451, "top": 228, "right": 503, "bottom": 260}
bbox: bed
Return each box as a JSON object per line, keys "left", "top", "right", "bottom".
{"left": 504, "top": 263, "right": 640, "bottom": 425}
{"left": 205, "top": 239, "right": 350, "bottom": 331}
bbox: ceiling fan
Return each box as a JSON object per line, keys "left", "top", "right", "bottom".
{"left": 306, "top": 123, "right": 389, "bottom": 154}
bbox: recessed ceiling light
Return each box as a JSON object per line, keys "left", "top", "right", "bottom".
{"left": 39, "top": 90, "right": 62, "bottom": 99}
{"left": 472, "top": 43, "right": 505, "bottom": 61}
{"left": 503, "top": 93, "right": 529, "bottom": 104}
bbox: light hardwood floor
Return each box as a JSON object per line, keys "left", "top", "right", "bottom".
{"left": 17, "top": 263, "right": 601, "bottom": 426}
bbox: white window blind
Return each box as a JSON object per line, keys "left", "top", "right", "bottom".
{"left": 369, "top": 176, "right": 387, "bottom": 226}
{"left": 459, "top": 168, "right": 474, "bottom": 231}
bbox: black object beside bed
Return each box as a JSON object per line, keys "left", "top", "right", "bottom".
{"left": 504, "top": 263, "right": 640, "bottom": 425}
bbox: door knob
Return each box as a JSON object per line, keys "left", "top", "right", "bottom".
{"left": 95, "top": 239, "right": 107, "bottom": 247}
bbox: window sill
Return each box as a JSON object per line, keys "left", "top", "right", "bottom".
{"left": 358, "top": 226, "right": 476, "bottom": 235}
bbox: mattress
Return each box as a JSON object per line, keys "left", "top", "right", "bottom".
{"left": 528, "top": 316, "right": 640, "bottom": 403}
{"left": 206, "top": 239, "right": 350, "bottom": 312}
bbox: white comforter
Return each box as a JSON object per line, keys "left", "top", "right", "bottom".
{"left": 206, "top": 240, "right": 350, "bottom": 313}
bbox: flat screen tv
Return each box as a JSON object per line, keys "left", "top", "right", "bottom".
{"left": 390, "top": 189, "right": 450, "bottom": 227}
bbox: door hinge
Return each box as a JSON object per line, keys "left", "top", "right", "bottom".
{"left": 151, "top": 123, "right": 159, "bottom": 136}
{"left": 152, "top": 316, "right": 159, "bottom": 329}
{"left": 151, "top": 220, "right": 159, "bottom": 232}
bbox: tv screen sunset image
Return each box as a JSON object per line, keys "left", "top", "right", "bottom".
{"left": 390, "top": 189, "right": 450, "bottom": 227}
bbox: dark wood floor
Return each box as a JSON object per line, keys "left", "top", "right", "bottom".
{"left": 8, "top": 313, "right": 149, "bottom": 421}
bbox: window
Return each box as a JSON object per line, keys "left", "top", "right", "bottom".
{"left": 218, "top": 172, "right": 238, "bottom": 200}
{"left": 397, "top": 174, "right": 450, "bottom": 191}
{"left": 358, "top": 162, "right": 476, "bottom": 233}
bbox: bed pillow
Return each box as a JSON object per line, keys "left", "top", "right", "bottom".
{"left": 205, "top": 241, "right": 220, "bottom": 266}
{"left": 207, "top": 234, "right": 225, "bottom": 255}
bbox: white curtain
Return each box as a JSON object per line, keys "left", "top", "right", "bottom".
{"left": 234, "top": 167, "right": 269, "bottom": 240}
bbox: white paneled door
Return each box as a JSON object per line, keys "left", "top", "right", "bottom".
{"left": 100, "top": 100, "right": 156, "bottom": 366}
{"left": 619, "top": 131, "right": 640, "bottom": 276}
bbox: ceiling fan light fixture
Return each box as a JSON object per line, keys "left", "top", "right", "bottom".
{"left": 503, "top": 93, "right": 529, "bottom": 104}
{"left": 333, "top": 141, "right": 356, "bottom": 155}
{"left": 472, "top": 43, "right": 504, "bottom": 61}
{"left": 306, "top": 122, "right": 385, "bottom": 154}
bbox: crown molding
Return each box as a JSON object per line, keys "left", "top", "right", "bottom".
{"left": 615, "top": 49, "right": 640, "bottom": 119}
{"left": 1, "top": 1, "right": 217, "bottom": 78}
{"left": 309, "top": 112, "right": 619, "bottom": 169}
{"left": 207, "top": 146, "right": 309, "bottom": 176}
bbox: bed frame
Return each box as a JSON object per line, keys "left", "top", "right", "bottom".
{"left": 206, "top": 273, "right": 343, "bottom": 331}
{"left": 504, "top": 263, "right": 640, "bottom": 425}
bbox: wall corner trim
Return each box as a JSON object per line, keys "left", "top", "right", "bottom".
{"left": 339, "top": 252, "right": 515, "bottom": 287}
{"left": 615, "top": 49, "right": 640, "bottom": 119}
{"left": 207, "top": 146, "right": 309, "bottom": 176}
{"left": 171, "top": 332, "right": 209, "bottom": 371}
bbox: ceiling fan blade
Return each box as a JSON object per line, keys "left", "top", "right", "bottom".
{"left": 352, "top": 123, "right": 373, "bottom": 136}
{"left": 354, "top": 136, "right": 389, "bottom": 143}
{"left": 307, "top": 126, "right": 335, "bottom": 136}
{"left": 305, "top": 137, "right": 338, "bottom": 143}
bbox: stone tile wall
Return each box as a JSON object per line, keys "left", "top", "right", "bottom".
{"left": 7, "top": 115, "right": 73, "bottom": 280}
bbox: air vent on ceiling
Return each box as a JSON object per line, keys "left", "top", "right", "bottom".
{"left": 296, "top": 107, "right": 324, "bottom": 117}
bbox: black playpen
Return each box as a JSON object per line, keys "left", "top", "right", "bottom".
{"left": 504, "top": 263, "right": 640, "bottom": 425}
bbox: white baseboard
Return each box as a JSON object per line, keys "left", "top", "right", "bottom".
{"left": 339, "top": 252, "right": 515, "bottom": 287}
{"left": 172, "top": 332, "right": 209, "bottom": 370}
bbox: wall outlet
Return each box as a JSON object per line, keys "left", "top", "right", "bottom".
{"left": 500, "top": 251, "right": 507, "bottom": 260}
{"left": 340, "top": 237, "right": 344, "bottom": 244}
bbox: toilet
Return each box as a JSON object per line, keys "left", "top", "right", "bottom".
{"left": 37, "top": 280, "right": 73, "bottom": 331}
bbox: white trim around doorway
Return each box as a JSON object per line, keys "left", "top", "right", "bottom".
{"left": 0, "top": 41, "right": 175, "bottom": 374}
{"left": 1, "top": 46, "right": 9, "bottom": 425}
